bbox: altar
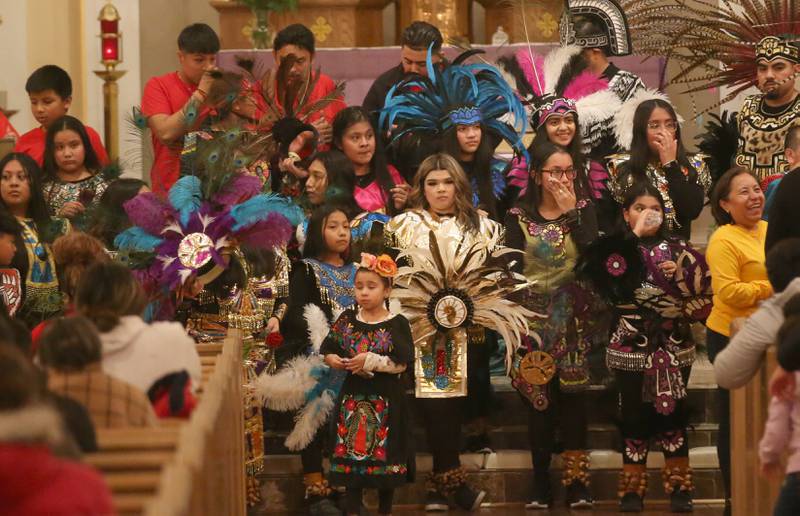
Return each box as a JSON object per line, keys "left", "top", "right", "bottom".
{"left": 218, "top": 44, "right": 666, "bottom": 106}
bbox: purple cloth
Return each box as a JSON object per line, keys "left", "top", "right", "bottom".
{"left": 218, "top": 44, "right": 666, "bottom": 107}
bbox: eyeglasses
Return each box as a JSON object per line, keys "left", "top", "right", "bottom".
{"left": 647, "top": 120, "right": 678, "bottom": 132}
{"left": 540, "top": 168, "right": 577, "bottom": 180}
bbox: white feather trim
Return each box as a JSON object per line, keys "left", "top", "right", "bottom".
{"left": 388, "top": 298, "right": 403, "bottom": 316}
{"left": 252, "top": 354, "right": 324, "bottom": 411}
{"left": 304, "top": 304, "right": 330, "bottom": 355}
{"left": 295, "top": 223, "right": 307, "bottom": 253}
{"left": 613, "top": 89, "right": 673, "bottom": 150}
{"left": 543, "top": 45, "right": 583, "bottom": 96}
{"left": 575, "top": 89, "right": 621, "bottom": 129}
{"left": 285, "top": 389, "right": 336, "bottom": 451}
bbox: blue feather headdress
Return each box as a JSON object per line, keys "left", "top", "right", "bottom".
{"left": 380, "top": 47, "right": 529, "bottom": 160}
{"left": 114, "top": 174, "right": 304, "bottom": 306}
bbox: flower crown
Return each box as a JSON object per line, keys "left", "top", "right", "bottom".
{"left": 359, "top": 253, "right": 398, "bottom": 278}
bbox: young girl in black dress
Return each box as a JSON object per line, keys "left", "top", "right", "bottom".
{"left": 322, "top": 253, "right": 413, "bottom": 516}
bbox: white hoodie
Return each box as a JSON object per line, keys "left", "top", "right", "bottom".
{"left": 99, "top": 315, "right": 201, "bottom": 394}
{"left": 714, "top": 277, "right": 800, "bottom": 389}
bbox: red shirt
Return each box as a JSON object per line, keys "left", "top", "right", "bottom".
{"left": 142, "top": 71, "right": 209, "bottom": 195}
{"left": 14, "top": 125, "right": 109, "bottom": 168}
{"left": 274, "top": 72, "right": 345, "bottom": 150}
{"left": 0, "top": 112, "right": 18, "bottom": 140}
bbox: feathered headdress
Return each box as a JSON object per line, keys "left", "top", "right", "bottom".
{"left": 392, "top": 230, "right": 539, "bottom": 387}
{"left": 612, "top": 88, "right": 674, "bottom": 150}
{"left": 380, "top": 48, "right": 529, "bottom": 159}
{"left": 128, "top": 55, "right": 345, "bottom": 178}
{"left": 612, "top": 0, "right": 800, "bottom": 110}
{"left": 502, "top": 44, "right": 620, "bottom": 130}
{"left": 115, "top": 174, "right": 303, "bottom": 306}
{"left": 500, "top": 44, "right": 620, "bottom": 197}
{"left": 560, "top": 0, "right": 633, "bottom": 56}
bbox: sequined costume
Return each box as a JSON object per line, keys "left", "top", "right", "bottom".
{"left": 578, "top": 232, "right": 711, "bottom": 506}
{"left": 277, "top": 257, "right": 357, "bottom": 366}
{"left": 385, "top": 209, "right": 504, "bottom": 263}
{"left": 736, "top": 93, "right": 800, "bottom": 182}
{"left": 42, "top": 174, "right": 109, "bottom": 232}
{"left": 504, "top": 200, "right": 604, "bottom": 503}
{"left": 607, "top": 153, "right": 710, "bottom": 240}
{"left": 12, "top": 217, "right": 70, "bottom": 327}
{"left": 184, "top": 250, "right": 288, "bottom": 506}
{"left": 384, "top": 207, "right": 529, "bottom": 504}
{"left": 320, "top": 309, "right": 414, "bottom": 489}
{"left": 505, "top": 201, "right": 602, "bottom": 400}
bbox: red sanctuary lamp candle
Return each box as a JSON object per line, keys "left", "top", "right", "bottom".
{"left": 94, "top": 2, "right": 125, "bottom": 162}
{"left": 99, "top": 3, "right": 121, "bottom": 68}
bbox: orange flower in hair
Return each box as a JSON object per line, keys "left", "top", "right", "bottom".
{"left": 359, "top": 252, "right": 397, "bottom": 278}
{"left": 374, "top": 254, "right": 398, "bottom": 278}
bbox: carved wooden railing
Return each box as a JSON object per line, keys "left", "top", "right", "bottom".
{"left": 730, "top": 346, "right": 783, "bottom": 516}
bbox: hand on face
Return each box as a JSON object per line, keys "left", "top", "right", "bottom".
{"left": 652, "top": 130, "right": 678, "bottom": 165}
{"left": 542, "top": 175, "right": 576, "bottom": 214}
{"left": 196, "top": 65, "right": 220, "bottom": 100}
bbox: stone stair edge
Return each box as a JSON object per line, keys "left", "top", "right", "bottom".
{"left": 261, "top": 447, "right": 720, "bottom": 477}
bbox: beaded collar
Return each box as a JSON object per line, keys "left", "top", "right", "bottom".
{"left": 304, "top": 259, "right": 357, "bottom": 312}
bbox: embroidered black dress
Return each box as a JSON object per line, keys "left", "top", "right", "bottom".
{"left": 320, "top": 309, "right": 414, "bottom": 489}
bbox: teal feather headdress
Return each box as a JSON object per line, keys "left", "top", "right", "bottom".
{"left": 380, "top": 47, "right": 529, "bottom": 160}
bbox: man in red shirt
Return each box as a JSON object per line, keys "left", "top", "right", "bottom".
{"left": 141, "top": 23, "right": 219, "bottom": 195}
{"left": 272, "top": 24, "right": 344, "bottom": 147}
{"left": 14, "top": 65, "right": 109, "bottom": 167}
{"left": 270, "top": 24, "right": 345, "bottom": 189}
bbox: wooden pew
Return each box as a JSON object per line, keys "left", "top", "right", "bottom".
{"left": 730, "top": 347, "right": 784, "bottom": 516}
{"left": 85, "top": 331, "right": 244, "bottom": 516}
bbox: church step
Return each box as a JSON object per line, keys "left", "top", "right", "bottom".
{"left": 255, "top": 448, "right": 723, "bottom": 513}
{"left": 264, "top": 422, "right": 719, "bottom": 456}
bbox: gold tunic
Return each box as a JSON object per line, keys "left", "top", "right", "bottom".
{"left": 736, "top": 94, "right": 800, "bottom": 181}
{"left": 384, "top": 209, "right": 503, "bottom": 398}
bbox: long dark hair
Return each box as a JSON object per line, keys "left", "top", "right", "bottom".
{"left": 88, "top": 178, "right": 147, "bottom": 249}
{"left": 43, "top": 115, "right": 101, "bottom": 179}
{"left": 310, "top": 150, "right": 358, "bottom": 217}
{"left": 303, "top": 204, "right": 351, "bottom": 262}
{"left": 0, "top": 153, "right": 60, "bottom": 242}
{"left": 441, "top": 123, "right": 499, "bottom": 219}
{"left": 629, "top": 99, "right": 691, "bottom": 176}
{"left": 619, "top": 180, "right": 669, "bottom": 240}
{"left": 333, "top": 106, "right": 399, "bottom": 215}
{"left": 517, "top": 140, "right": 589, "bottom": 218}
